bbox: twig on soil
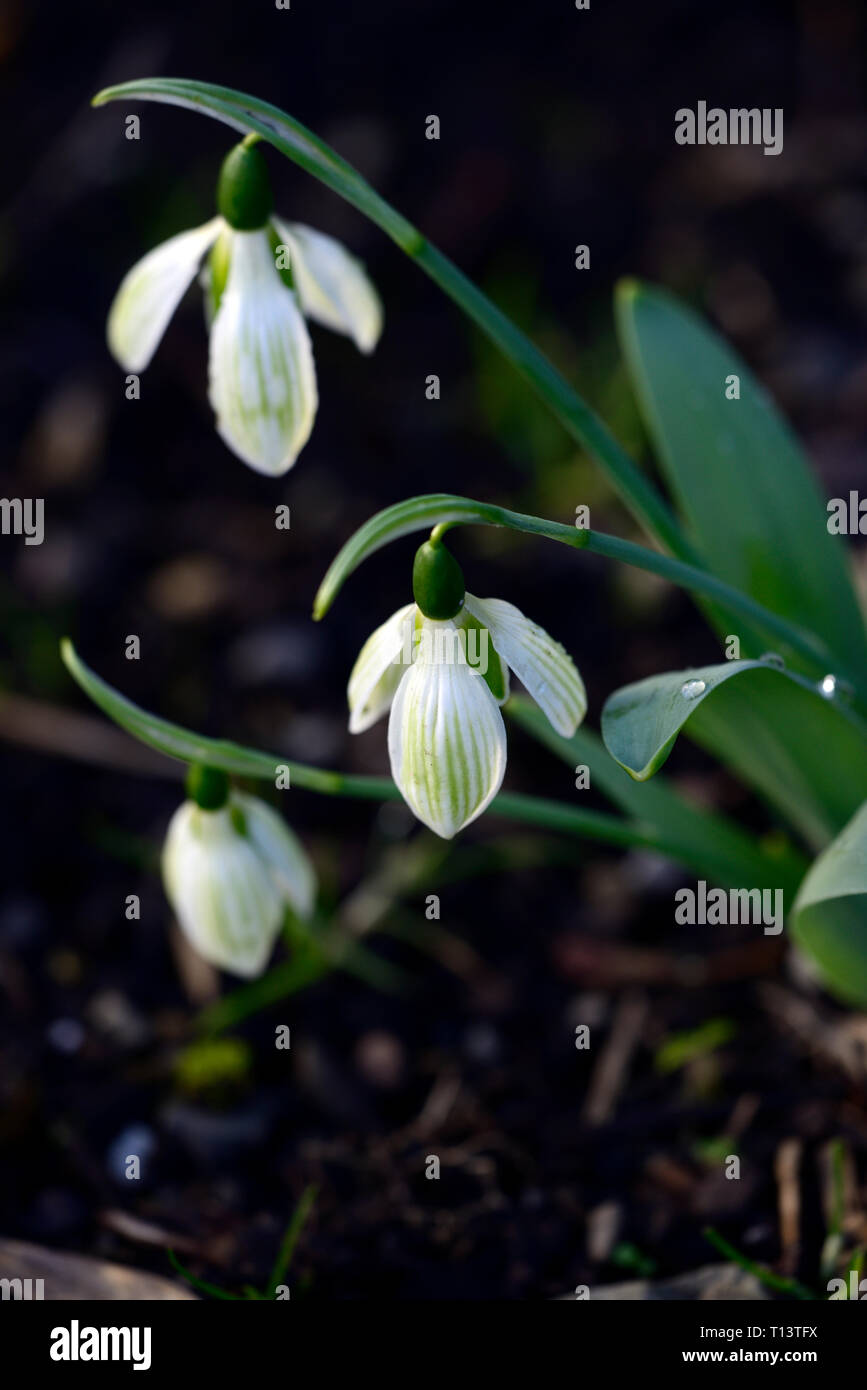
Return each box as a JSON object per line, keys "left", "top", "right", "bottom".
{"left": 775, "top": 1138, "right": 803, "bottom": 1277}
{"left": 0, "top": 692, "right": 176, "bottom": 778}
{"left": 759, "top": 983, "right": 867, "bottom": 1083}
{"left": 582, "top": 991, "right": 649, "bottom": 1126}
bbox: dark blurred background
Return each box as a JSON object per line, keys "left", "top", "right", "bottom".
{"left": 1, "top": 0, "right": 866, "bottom": 1300}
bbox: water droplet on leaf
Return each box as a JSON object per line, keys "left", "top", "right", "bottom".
{"left": 760, "top": 652, "right": 785, "bottom": 668}
{"left": 680, "top": 679, "right": 707, "bottom": 700}
{"left": 819, "top": 673, "right": 853, "bottom": 702}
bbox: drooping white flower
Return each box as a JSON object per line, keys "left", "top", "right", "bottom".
{"left": 107, "top": 140, "right": 382, "bottom": 475}
{"left": 162, "top": 767, "right": 315, "bottom": 978}
{"left": 347, "top": 539, "right": 586, "bottom": 839}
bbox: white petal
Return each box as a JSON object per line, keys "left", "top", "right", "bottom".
{"left": 272, "top": 218, "right": 383, "bottom": 353}
{"left": 348, "top": 604, "right": 417, "bottom": 733}
{"left": 162, "top": 801, "right": 284, "bottom": 978}
{"left": 387, "top": 620, "right": 507, "bottom": 839}
{"left": 107, "top": 217, "right": 222, "bottom": 372}
{"left": 208, "top": 229, "right": 318, "bottom": 475}
{"left": 464, "top": 594, "right": 586, "bottom": 737}
{"left": 234, "top": 792, "right": 316, "bottom": 919}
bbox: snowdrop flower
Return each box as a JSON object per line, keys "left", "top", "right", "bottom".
{"left": 347, "top": 537, "right": 586, "bottom": 838}
{"left": 107, "top": 138, "right": 382, "bottom": 475}
{"left": 162, "top": 764, "right": 316, "bottom": 977}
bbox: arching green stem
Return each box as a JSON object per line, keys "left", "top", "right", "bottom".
{"left": 60, "top": 638, "right": 789, "bottom": 876}
{"left": 313, "top": 494, "right": 850, "bottom": 687}
{"left": 91, "top": 77, "right": 691, "bottom": 561}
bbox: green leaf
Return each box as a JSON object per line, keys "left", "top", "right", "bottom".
{"left": 702, "top": 1228, "right": 816, "bottom": 1301}
{"left": 313, "top": 496, "right": 837, "bottom": 685}
{"left": 508, "top": 695, "right": 807, "bottom": 898}
{"left": 601, "top": 659, "right": 867, "bottom": 849}
{"left": 313, "top": 494, "right": 588, "bottom": 619}
{"left": 60, "top": 638, "right": 393, "bottom": 798}
{"left": 793, "top": 801, "right": 867, "bottom": 1006}
{"left": 62, "top": 639, "right": 725, "bottom": 861}
{"left": 616, "top": 280, "right": 867, "bottom": 687}
{"left": 265, "top": 1185, "right": 317, "bottom": 1299}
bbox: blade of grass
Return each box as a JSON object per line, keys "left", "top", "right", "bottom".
{"left": 703, "top": 1226, "right": 815, "bottom": 1300}
{"left": 265, "top": 1186, "right": 318, "bottom": 1298}
{"left": 167, "top": 1249, "right": 239, "bottom": 1300}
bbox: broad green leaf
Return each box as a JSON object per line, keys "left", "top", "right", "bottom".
{"left": 793, "top": 802, "right": 867, "bottom": 1007}
{"left": 601, "top": 659, "right": 867, "bottom": 849}
{"left": 616, "top": 280, "right": 867, "bottom": 687}
{"left": 508, "top": 695, "right": 806, "bottom": 898}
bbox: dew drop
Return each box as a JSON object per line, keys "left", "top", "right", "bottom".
{"left": 680, "top": 679, "right": 707, "bottom": 700}
{"left": 760, "top": 652, "right": 785, "bottom": 668}
{"left": 819, "top": 673, "right": 853, "bottom": 702}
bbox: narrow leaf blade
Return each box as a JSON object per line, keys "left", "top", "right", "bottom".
{"left": 60, "top": 638, "right": 346, "bottom": 790}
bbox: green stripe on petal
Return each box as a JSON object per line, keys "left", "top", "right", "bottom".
{"left": 272, "top": 218, "right": 383, "bottom": 353}
{"left": 387, "top": 620, "right": 506, "bottom": 838}
{"left": 108, "top": 217, "right": 223, "bottom": 372}
{"left": 464, "top": 594, "right": 586, "bottom": 737}
{"left": 348, "top": 603, "right": 417, "bottom": 733}
{"left": 162, "top": 801, "right": 284, "bottom": 977}
{"left": 208, "top": 228, "right": 318, "bottom": 475}
{"left": 235, "top": 791, "right": 316, "bottom": 920}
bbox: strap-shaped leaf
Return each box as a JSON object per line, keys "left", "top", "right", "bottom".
{"left": 60, "top": 638, "right": 392, "bottom": 797}
{"left": 602, "top": 659, "right": 867, "bottom": 848}
{"left": 91, "top": 78, "right": 687, "bottom": 558}
{"left": 616, "top": 280, "right": 867, "bottom": 685}
{"left": 793, "top": 802, "right": 867, "bottom": 1006}
{"left": 62, "top": 640, "right": 717, "bottom": 860}
{"left": 313, "top": 495, "right": 841, "bottom": 691}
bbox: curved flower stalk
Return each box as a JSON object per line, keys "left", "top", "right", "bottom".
{"left": 107, "top": 138, "right": 382, "bottom": 475}
{"left": 348, "top": 536, "right": 586, "bottom": 837}
{"left": 162, "top": 763, "right": 316, "bottom": 977}
{"left": 57, "top": 639, "right": 808, "bottom": 901}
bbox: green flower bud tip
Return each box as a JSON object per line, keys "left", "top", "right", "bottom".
{"left": 185, "top": 762, "right": 230, "bottom": 811}
{"left": 412, "top": 538, "right": 465, "bottom": 620}
{"left": 217, "top": 142, "right": 273, "bottom": 231}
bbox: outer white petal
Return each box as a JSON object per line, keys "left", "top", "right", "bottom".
{"left": 464, "top": 594, "right": 587, "bottom": 737}
{"left": 387, "top": 620, "right": 507, "bottom": 839}
{"left": 162, "top": 801, "right": 284, "bottom": 978}
{"left": 348, "top": 604, "right": 417, "bottom": 733}
{"left": 234, "top": 792, "right": 316, "bottom": 920}
{"left": 107, "top": 217, "right": 222, "bottom": 372}
{"left": 272, "top": 218, "right": 383, "bottom": 353}
{"left": 208, "top": 229, "right": 318, "bottom": 475}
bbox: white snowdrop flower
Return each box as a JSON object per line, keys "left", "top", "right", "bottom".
{"left": 107, "top": 139, "right": 382, "bottom": 475}
{"left": 347, "top": 538, "right": 586, "bottom": 838}
{"left": 161, "top": 765, "right": 316, "bottom": 978}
